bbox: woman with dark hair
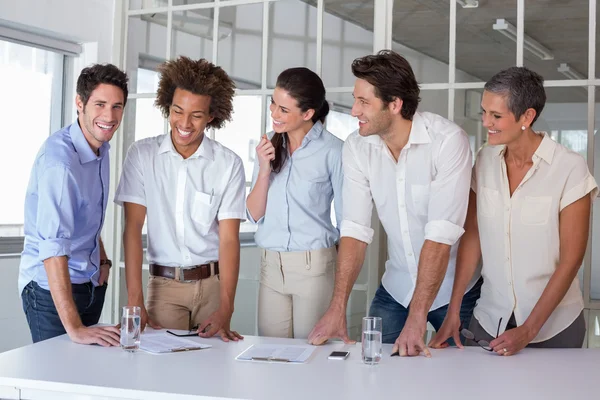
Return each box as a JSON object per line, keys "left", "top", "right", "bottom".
{"left": 246, "top": 67, "right": 344, "bottom": 339}
{"left": 430, "top": 67, "right": 598, "bottom": 355}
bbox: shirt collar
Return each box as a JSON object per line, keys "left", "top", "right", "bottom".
{"left": 494, "top": 132, "right": 555, "bottom": 164}
{"left": 407, "top": 112, "right": 432, "bottom": 145}
{"left": 70, "top": 121, "right": 109, "bottom": 164}
{"left": 158, "top": 132, "right": 215, "bottom": 161}
{"left": 304, "top": 120, "right": 324, "bottom": 142}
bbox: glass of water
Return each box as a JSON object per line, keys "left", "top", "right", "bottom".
{"left": 361, "top": 316, "right": 382, "bottom": 365}
{"left": 120, "top": 306, "right": 141, "bottom": 352}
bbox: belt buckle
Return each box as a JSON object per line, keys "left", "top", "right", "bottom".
{"left": 177, "top": 267, "right": 194, "bottom": 283}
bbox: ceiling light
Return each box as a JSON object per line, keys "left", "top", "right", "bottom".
{"left": 492, "top": 18, "right": 554, "bottom": 61}
{"left": 557, "top": 63, "right": 585, "bottom": 80}
{"left": 456, "top": 0, "right": 479, "bottom": 8}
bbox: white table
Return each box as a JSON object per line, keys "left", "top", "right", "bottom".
{"left": 0, "top": 333, "right": 597, "bottom": 400}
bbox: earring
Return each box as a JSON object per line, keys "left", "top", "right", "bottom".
{"left": 521, "top": 125, "right": 526, "bottom": 131}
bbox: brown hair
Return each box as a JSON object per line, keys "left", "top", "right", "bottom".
{"left": 76, "top": 63, "right": 128, "bottom": 110}
{"left": 351, "top": 50, "right": 420, "bottom": 120}
{"left": 270, "top": 67, "right": 329, "bottom": 173}
{"left": 155, "top": 56, "right": 235, "bottom": 129}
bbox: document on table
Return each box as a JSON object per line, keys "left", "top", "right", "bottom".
{"left": 235, "top": 344, "right": 316, "bottom": 363}
{"left": 140, "top": 331, "right": 211, "bottom": 354}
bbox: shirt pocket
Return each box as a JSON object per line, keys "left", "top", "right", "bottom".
{"left": 411, "top": 184, "right": 430, "bottom": 216}
{"left": 300, "top": 173, "right": 331, "bottom": 203}
{"left": 191, "top": 190, "right": 220, "bottom": 227}
{"left": 478, "top": 186, "right": 500, "bottom": 218}
{"left": 520, "top": 196, "right": 552, "bottom": 226}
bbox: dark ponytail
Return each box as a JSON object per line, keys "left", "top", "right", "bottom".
{"left": 270, "top": 67, "right": 329, "bottom": 173}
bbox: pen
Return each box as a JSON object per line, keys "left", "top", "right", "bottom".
{"left": 210, "top": 188, "right": 214, "bottom": 204}
{"left": 391, "top": 351, "right": 400, "bottom": 357}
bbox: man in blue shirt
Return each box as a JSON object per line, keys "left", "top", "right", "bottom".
{"left": 19, "top": 64, "right": 128, "bottom": 345}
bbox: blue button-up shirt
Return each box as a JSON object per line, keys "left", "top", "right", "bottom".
{"left": 248, "top": 121, "right": 344, "bottom": 251}
{"left": 19, "top": 122, "right": 109, "bottom": 294}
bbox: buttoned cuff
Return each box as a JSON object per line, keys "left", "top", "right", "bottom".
{"left": 560, "top": 174, "right": 599, "bottom": 211}
{"left": 218, "top": 212, "right": 246, "bottom": 222}
{"left": 424, "top": 220, "right": 465, "bottom": 246}
{"left": 114, "top": 194, "right": 146, "bottom": 207}
{"left": 340, "top": 220, "right": 374, "bottom": 244}
{"left": 245, "top": 208, "right": 264, "bottom": 224}
{"left": 38, "top": 238, "right": 71, "bottom": 262}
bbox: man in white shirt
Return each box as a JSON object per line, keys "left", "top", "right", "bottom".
{"left": 115, "top": 57, "right": 246, "bottom": 341}
{"left": 308, "top": 50, "right": 481, "bottom": 356}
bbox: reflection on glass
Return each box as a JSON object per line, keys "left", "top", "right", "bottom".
{"left": 127, "top": 14, "right": 167, "bottom": 93}
{"left": 218, "top": 4, "right": 263, "bottom": 90}
{"left": 321, "top": 0, "right": 373, "bottom": 87}
{"left": 392, "top": 0, "right": 448, "bottom": 83}
{"left": 420, "top": 90, "right": 449, "bottom": 119}
{"left": 456, "top": 1, "right": 516, "bottom": 83}
{"left": 524, "top": 2, "right": 587, "bottom": 81}
{"left": 171, "top": 10, "right": 213, "bottom": 61}
{"left": 327, "top": 92, "right": 357, "bottom": 140}
{"left": 455, "top": 89, "right": 484, "bottom": 160}
{"left": 267, "top": 0, "right": 317, "bottom": 88}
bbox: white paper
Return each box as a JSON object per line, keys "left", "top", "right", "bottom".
{"left": 139, "top": 331, "right": 211, "bottom": 354}
{"left": 236, "top": 344, "right": 316, "bottom": 363}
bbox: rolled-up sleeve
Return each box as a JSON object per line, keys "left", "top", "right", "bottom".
{"left": 424, "top": 132, "right": 472, "bottom": 246}
{"left": 36, "top": 165, "right": 79, "bottom": 261}
{"left": 340, "top": 139, "right": 374, "bottom": 244}
{"left": 560, "top": 156, "right": 599, "bottom": 211}
{"left": 114, "top": 143, "right": 146, "bottom": 207}
{"left": 218, "top": 156, "right": 247, "bottom": 221}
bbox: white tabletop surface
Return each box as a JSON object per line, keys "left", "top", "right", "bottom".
{"left": 0, "top": 332, "right": 598, "bottom": 400}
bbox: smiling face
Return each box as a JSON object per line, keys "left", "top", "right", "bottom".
{"left": 351, "top": 78, "right": 394, "bottom": 137}
{"left": 481, "top": 90, "right": 527, "bottom": 146}
{"left": 168, "top": 88, "right": 214, "bottom": 158}
{"left": 269, "top": 87, "right": 313, "bottom": 134}
{"left": 76, "top": 83, "right": 125, "bottom": 152}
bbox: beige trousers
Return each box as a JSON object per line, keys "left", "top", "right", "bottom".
{"left": 258, "top": 246, "right": 336, "bottom": 339}
{"left": 146, "top": 274, "right": 220, "bottom": 330}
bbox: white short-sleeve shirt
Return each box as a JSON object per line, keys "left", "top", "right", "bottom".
{"left": 340, "top": 111, "right": 478, "bottom": 311}
{"left": 115, "top": 134, "right": 246, "bottom": 267}
{"left": 473, "top": 133, "right": 598, "bottom": 342}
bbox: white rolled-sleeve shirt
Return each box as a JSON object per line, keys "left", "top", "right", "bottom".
{"left": 341, "top": 111, "right": 477, "bottom": 311}
{"left": 115, "top": 134, "right": 246, "bottom": 267}
{"left": 473, "top": 133, "right": 598, "bottom": 342}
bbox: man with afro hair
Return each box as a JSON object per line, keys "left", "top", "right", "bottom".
{"left": 115, "top": 57, "right": 246, "bottom": 341}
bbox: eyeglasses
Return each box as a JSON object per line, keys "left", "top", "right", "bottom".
{"left": 461, "top": 318, "right": 502, "bottom": 352}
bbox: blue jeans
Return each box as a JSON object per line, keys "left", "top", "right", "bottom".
{"left": 369, "top": 277, "right": 483, "bottom": 344}
{"left": 21, "top": 280, "right": 107, "bottom": 343}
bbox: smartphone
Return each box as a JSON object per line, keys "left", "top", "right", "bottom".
{"left": 328, "top": 351, "right": 350, "bottom": 360}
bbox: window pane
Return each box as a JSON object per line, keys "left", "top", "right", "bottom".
{"left": 327, "top": 92, "right": 357, "bottom": 140}
{"left": 524, "top": 1, "right": 587, "bottom": 81}
{"left": 456, "top": 1, "right": 516, "bottom": 83}
{"left": 454, "top": 89, "right": 484, "bottom": 160}
{"left": 267, "top": 0, "right": 317, "bottom": 88}
{"left": 218, "top": 3, "right": 263, "bottom": 90}
{"left": 171, "top": 9, "right": 213, "bottom": 62}
{"left": 0, "top": 41, "right": 63, "bottom": 237}
{"left": 392, "top": 0, "right": 449, "bottom": 83}
{"left": 214, "top": 96, "right": 263, "bottom": 234}
{"left": 321, "top": 0, "right": 374, "bottom": 88}
{"left": 121, "top": 97, "right": 166, "bottom": 157}
{"left": 420, "top": 89, "right": 449, "bottom": 119}
{"left": 127, "top": 13, "right": 168, "bottom": 94}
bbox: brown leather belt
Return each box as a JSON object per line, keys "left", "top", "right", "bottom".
{"left": 149, "top": 262, "right": 219, "bottom": 282}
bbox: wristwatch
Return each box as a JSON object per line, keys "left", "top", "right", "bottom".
{"left": 100, "top": 259, "right": 113, "bottom": 268}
